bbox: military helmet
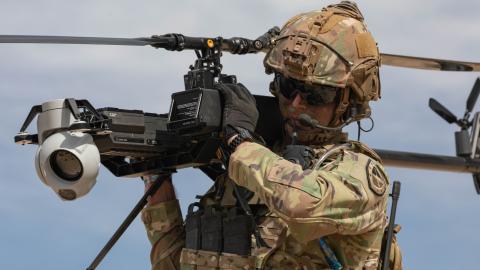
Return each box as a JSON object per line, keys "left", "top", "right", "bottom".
{"left": 265, "top": 1, "right": 381, "bottom": 127}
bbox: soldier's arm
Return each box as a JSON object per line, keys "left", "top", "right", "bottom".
{"left": 141, "top": 175, "right": 185, "bottom": 270}
{"left": 228, "top": 142, "right": 389, "bottom": 243}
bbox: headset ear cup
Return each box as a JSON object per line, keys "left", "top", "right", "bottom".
{"left": 340, "top": 58, "right": 380, "bottom": 124}
{"left": 359, "top": 60, "right": 381, "bottom": 101}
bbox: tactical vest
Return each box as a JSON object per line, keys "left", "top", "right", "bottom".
{"left": 178, "top": 141, "right": 402, "bottom": 270}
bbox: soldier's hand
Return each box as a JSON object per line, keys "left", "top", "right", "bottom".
{"left": 216, "top": 83, "right": 259, "bottom": 132}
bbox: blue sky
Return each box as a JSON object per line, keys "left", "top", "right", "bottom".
{"left": 1, "top": 1, "right": 480, "bottom": 269}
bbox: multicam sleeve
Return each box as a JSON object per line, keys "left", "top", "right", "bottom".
{"left": 228, "top": 142, "right": 389, "bottom": 243}
{"left": 141, "top": 199, "right": 185, "bottom": 270}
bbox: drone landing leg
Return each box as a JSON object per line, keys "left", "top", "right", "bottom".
{"left": 86, "top": 173, "right": 170, "bottom": 270}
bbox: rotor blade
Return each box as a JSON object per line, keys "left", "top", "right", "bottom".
{"left": 381, "top": 53, "right": 480, "bottom": 72}
{"left": 0, "top": 35, "right": 154, "bottom": 46}
{"left": 466, "top": 78, "right": 480, "bottom": 113}
{"left": 429, "top": 98, "right": 458, "bottom": 124}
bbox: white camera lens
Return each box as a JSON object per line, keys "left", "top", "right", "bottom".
{"left": 35, "top": 131, "right": 100, "bottom": 200}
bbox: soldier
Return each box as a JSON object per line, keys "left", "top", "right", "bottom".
{"left": 141, "top": 1, "right": 402, "bottom": 269}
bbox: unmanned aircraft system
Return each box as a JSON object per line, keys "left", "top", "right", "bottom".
{"left": 4, "top": 28, "right": 480, "bottom": 269}
{"left": 8, "top": 31, "right": 480, "bottom": 198}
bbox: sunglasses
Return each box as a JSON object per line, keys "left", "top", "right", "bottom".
{"left": 274, "top": 73, "right": 339, "bottom": 106}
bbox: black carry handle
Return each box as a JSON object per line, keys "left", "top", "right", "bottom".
{"left": 86, "top": 173, "right": 171, "bottom": 270}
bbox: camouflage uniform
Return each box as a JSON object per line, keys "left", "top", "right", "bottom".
{"left": 142, "top": 139, "right": 391, "bottom": 269}
{"left": 228, "top": 141, "right": 389, "bottom": 269}
{"left": 142, "top": 2, "right": 401, "bottom": 269}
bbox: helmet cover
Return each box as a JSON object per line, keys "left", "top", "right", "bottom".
{"left": 265, "top": 1, "right": 381, "bottom": 124}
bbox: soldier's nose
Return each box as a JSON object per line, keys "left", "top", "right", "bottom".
{"left": 291, "top": 93, "right": 306, "bottom": 109}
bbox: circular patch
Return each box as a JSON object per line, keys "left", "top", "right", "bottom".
{"left": 366, "top": 159, "right": 387, "bottom": 196}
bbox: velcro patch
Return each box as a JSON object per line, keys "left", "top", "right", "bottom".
{"left": 318, "top": 14, "right": 347, "bottom": 34}
{"left": 366, "top": 159, "right": 387, "bottom": 196}
{"left": 355, "top": 32, "right": 378, "bottom": 58}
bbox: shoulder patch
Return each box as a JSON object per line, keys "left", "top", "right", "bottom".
{"left": 366, "top": 159, "right": 387, "bottom": 196}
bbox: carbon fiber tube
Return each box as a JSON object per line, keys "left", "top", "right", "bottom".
{"left": 375, "top": 149, "right": 480, "bottom": 174}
